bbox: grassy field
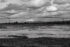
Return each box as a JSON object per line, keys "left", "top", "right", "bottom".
{"left": 0, "top": 37, "right": 70, "bottom": 47}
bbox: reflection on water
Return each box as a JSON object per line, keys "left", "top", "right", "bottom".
{"left": 0, "top": 21, "right": 70, "bottom": 38}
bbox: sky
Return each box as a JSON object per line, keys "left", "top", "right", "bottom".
{"left": 0, "top": 0, "right": 70, "bottom": 23}
{"left": 0, "top": 0, "right": 24, "bottom": 9}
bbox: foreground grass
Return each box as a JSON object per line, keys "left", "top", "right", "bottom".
{"left": 0, "top": 37, "right": 70, "bottom": 47}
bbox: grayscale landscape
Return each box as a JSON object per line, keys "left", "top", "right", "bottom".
{"left": 0, "top": 0, "right": 70, "bottom": 47}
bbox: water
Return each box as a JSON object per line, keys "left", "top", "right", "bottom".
{"left": 0, "top": 22, "right": 70, "bottom": 38}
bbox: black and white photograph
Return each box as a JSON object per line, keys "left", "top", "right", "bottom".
{"left": 0, "top": 0, "right": 70, "bottom": 47}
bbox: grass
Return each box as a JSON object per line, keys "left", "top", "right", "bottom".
{"left": 0, "top": 37, "right": 70, "bottom": 47}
